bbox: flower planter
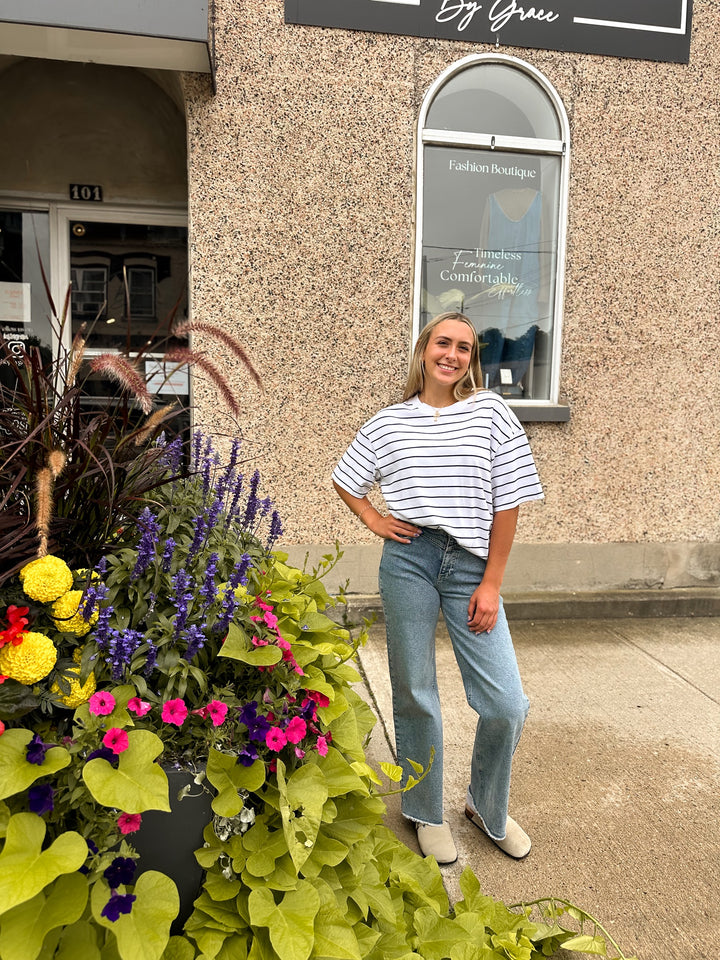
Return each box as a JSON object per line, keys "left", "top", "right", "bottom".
{"left": 131, "top": 766, "right": 214, "bottom": 933}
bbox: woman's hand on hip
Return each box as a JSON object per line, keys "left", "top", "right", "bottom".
{"left": 366, "top": 513, "right": 421, "bottom": 543}
{"left": 467, "top": 581, "right": 500, "bottom": 634}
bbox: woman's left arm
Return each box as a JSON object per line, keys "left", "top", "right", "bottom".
{"left": 467, "top": 506, "right": 519, "bottom": 634}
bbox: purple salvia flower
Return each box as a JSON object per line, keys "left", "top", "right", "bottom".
{"left": 184, "top": 623, "right": 207, "bottom": 660}
{"left": 214, "top": 554, "right": 253, "bottom": 633}
{"left": 200, "top": 436, "right": 214, "bottom": 498}
{"left": 143, "top": 638, "right": 158, "bottom": 676}
{"left": 259, "top": 497, "right": 272, "bottom": 519}
{"left": 226, "top": 471, "right": 244, "bottom": 523}
{"left": 93, "top": 602, "right": 115, "bottom": 651}
{"left": 267, "top": 510, "right": 284, "bottom": 550}
{"left": 96, "top": 557, "right": 108, "bottom": 576}
{"left": 191, "top": 430, "right": 203, "bottom": 471}
{"left": 201, "top": 553, "right": 220, "bottom": 604}
{"left": 161, "top": 538, "right": 176, "bottom": 573}
{"left": 171, "top": 569, "right": 195, "bottom": 640}
{"left": 82, "top": 579, "right": 109, "bottom": 621}
{"left": 106, "top": 628, "right": 143, "bottom": 682}
{"left": 216, "top": 436, "right": 242, "bottom": 501}
{"left": 206, "top": 497, "right": 224, "bottom": 534}
{"left": 130, "top": 508, "right": 161, "bottom": 582}
{"left": 243, "top": 470, "right": 261, "bottom": 526}
{"left": 186, "top": 513, "right": 207, "bottom": 562}
{"left": 163, "top": 435, "right": 184, "bottom": 476}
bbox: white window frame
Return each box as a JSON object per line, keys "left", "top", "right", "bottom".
{"left": 413, "top": 53, "right": 571, "bottom": 419}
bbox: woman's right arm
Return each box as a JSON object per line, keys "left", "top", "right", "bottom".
{"left": 332, "top": 481, "right": 421, "bottom": 544}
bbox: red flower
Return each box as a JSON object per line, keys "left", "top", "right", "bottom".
{"left": 117, "top": 812, "right": 142, "bottom": 834}
{"left": 102, "top": 728, "right": 129, "bottom": 754}
{"left": 127, "top": 697, "right": 152, "bottom": 717}
{"left": 266, "top": 727, "right": 287, "bottom": 752}
{"left": 285, "top": 717, "right": 307, "bottom": 744}
{"left": 161, "top": 699, "right": 188, "bottom": 726}
{"left": 89, "top": 691, "right": 116, "bottom": 716}
{"left": 206, "top": 700, "right": 228, "bottom": 727}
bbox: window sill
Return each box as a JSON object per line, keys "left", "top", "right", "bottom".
{"left": 510, "top": 402, "right": 570, "bottom": 423}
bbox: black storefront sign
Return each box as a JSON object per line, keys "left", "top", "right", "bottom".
{"left": 284, "top": 0, "right": 692, "bottom": 64}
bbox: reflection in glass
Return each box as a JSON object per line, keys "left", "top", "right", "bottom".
{"left": 421, "top": 147, "right": 560, "bottom": 401}
{"left": 69, "top": 220, "right": 190, "bottom": 415}
{"left": 426, "top": 63, "right": 561, "bottom": 139}
{"left": 0, "top": 210, "right": 53, "bottom": 360}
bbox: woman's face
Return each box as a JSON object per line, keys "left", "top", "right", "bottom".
{"left": 422, "top": 318, "right": 474, "bottom": 391}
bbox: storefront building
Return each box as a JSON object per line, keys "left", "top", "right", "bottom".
{"left": 1, "top": 1, "right": 717, "bottom": 597}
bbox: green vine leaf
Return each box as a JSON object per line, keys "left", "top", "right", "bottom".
{"left": 0, "top": 728, "right": 71, "bottom": 800}
{"left": 91, "top": 871, "right": 179, "bottom": 960}
{"left": 276, "top": 760, "right": 328, "bottom": 872}
{"left": 82, "top": 730, "right": 170, "bottom": 814}
{"left": 248, "top": 883, "right": 320, "bottom": 960}
{"left": 0, "top": 872, "right": 88, "bottom": 960}
{"left": 561, "top": 934, "right": 608, "bottom": 954}
{"left": 0, "top": 813, "right": 88, "bottom": 916}
{"left": 206, "top": 750, "right": 265, "bottom": 817}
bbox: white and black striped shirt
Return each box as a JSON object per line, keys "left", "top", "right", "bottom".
{"left": 333, "top": 392, "right": 543, "bottom": 558}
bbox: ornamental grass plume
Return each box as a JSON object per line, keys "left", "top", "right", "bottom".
{"left": 0, "top": 278, "right": 261, "bottom": 586}
{"left": 88, "top": 354, "right": 154, "bottom": 415}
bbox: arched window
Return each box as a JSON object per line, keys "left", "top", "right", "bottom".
{"left": 414, "top": 54, "right": 570, "bottom": 419}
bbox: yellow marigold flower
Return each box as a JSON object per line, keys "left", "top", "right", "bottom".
{"left": 51, "top": 666, "right": 96, "bottom": 708}
{"left": 0, "top": 632, "right": 57, "bottom": 684}
{"left": 51, "top": 591, "right": 98, "bottom": 636}
{"left": 19, "top": 556, "right": 73, "bottom": 603}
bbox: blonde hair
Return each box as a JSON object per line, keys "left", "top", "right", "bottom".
{"left": 403, "top": 312, "right": 483, "bottom": 402}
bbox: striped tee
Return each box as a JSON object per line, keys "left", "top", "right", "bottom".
{"left": 332, "top": 391, "right": 543, "bottom": 558}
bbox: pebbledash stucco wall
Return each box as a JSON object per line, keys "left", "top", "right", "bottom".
{"left": 182, "top": 1, "right": 720, "bottom": 596}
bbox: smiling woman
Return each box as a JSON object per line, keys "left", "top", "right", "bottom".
{"left": 332, "top": 310, "right": 544, "bottom": 864}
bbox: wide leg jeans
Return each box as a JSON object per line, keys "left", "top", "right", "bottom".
{"left": 378, "top": 527, "right": 529, "bottom": 840}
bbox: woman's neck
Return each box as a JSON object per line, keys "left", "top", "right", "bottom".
{"left": 419, "top": 385, "right": 457, "bottom": 409}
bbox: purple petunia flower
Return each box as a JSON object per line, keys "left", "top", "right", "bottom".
{"left": 28, "top": 783, "right": 54, "bottom": 815}
{"left": 86, "top": 745, "right": 120, "bottom": 768}
{"left": 238, "top": 744, "right": 259, "bottom": 766}
{"left": 101, "top": 892, "right": 136, "bottom": 922}
{"left": 26, "top": 734, "right": 52, "bottom": 765}
{"left": 104, "top": 856, "right": 137, "bottom": 889}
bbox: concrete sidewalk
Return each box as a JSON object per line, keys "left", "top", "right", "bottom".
{"left": 356, "top": 615, "right": 720, "bottom": 960}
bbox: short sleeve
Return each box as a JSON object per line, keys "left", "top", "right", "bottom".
{"left": 332, "top": 428, "right": 378, "bottom": 498}
{"left": 490, "top": 406, "right": 544, "bottom": 511}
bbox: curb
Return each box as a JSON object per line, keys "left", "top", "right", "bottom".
{"left": 342, "top": 587, "right": 720, "bottom": 623}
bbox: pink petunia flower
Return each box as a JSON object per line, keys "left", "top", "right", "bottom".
{"left": 285, "top": 717, "right": 307, "bottom": 744}
{"left": 89, "top": 691, "right": 116, "bottom": 716}
{"left": 127, "top": 697, "right": 152, "bottom": 717}
{"left": 117, "top": 812, "right": 142, "bottom": 835}
{"left": 255, "top": 600, "right": 273, "bottom": 612}
{"left": 161, "top": 699, "right": 188, "bottom": 726}
{"left": 294, "top": 747, "right": 305, "bottom": 759}
{"left": 102, "top": 728, "right": 129, "bottom": 754}
{"left": 251, "top": 635, "right": 269, "bottom": 647}
{"left": 263, "top": 612, "right": 279, "bottom": 630}
{"left": 316, "top": 736, "right": 329, "bottom": 757}
{"left": 266, "top": 727, "right": 287, "bottom": 752}
{"left": 206, "top": 700, "right": 228, "bottom": 726}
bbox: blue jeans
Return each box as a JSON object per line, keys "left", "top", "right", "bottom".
{"left": 378, "top": 528, "right": 529, "bottom": 840}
